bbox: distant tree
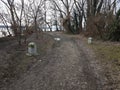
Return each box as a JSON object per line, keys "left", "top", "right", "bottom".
{"left": 1, "top": 31, "right": 7, "bottom": 37}
{"left": 0, "top": 13, "right": 11, "bottom": 36}
{"left": 26, "top": 0, "right": 45, "bottom": 39}
{"left": 1, "top": 0, "right": 25, "bottom": 45}
{"left": 1, "top": 0, "right": 18, "bottom": 36}
{"left": 16, "top": 0, "right": 25, "bottom": 45}
{"left": 73, "top": 0, "right": 86, "bottom": 33}
{"left": 52, "top": 0, "right": 76, "bottom": 33}
{"left": 51, "top": 0, "right": 87, "bottom": 34}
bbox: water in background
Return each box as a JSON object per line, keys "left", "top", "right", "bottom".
{"left": 0, "top": 28, "right": 13, "bottom": 38}
{"left": 0, "top": 25, "right": 63, "bottom": 37}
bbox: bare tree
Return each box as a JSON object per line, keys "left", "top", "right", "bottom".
{"left": 1, "top": 0, "right": 18, "bottom": 36}
{"left": 0, "top": 13, "right": 11, "bottom": 36}
{"left": 1, "top": 0, "right": 25, "bottom": 45}
{"left": 26, "top": 0, "right": 45, "bottom": 39}
{"left": 13, "top": 0, "right": 25, "bottom": 45}
{"left": 73, "top": 0, "right": 86, "bottom": 33}
{"left": 51, "top": 0, "right": 76, "bottom": 33}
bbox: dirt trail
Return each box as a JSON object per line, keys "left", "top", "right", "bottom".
{"left": 4, "top": 32, "right": 107, "bottom": 90}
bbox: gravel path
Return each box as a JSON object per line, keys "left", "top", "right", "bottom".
{"left": 4, "top": 32, "right": 107, "bottom": 90}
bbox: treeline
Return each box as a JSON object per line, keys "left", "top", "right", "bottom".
{"left": 52, "top": 0, "right": 120, "bottom": 41}
{"left": 0, "top": 0, "right": 120, "bottom": 42}
{"left": 0, "top": 0, "right": 46, "bottom": 45}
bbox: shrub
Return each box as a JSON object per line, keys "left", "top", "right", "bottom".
{"left": 108, "top": 9, "right": 120, "bottom": 41}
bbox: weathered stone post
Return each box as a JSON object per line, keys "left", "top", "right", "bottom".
{"left": 88, "top": 37, "right": 93, "bottom": 44}
{"left": 27, "top": 42, "right": 37, "bottom": 56}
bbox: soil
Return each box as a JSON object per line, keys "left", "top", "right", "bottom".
{"left": 0, "top": 32, "right": 119, "bottom": 90}
{"left": 0, "top": 33, "right": 54, "bottom": 89}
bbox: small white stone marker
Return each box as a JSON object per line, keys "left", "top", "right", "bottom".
{"left": 27, "top": 42, "right": 37, "bottom": 56}
{"left": 88, "top": 37, "right": 93, "bottom": 44}
{"left": 54, "top": 38, "right": 61, "bottom": 41}
{"left": 39, "top": 60, "right": 42, "bottom": 62}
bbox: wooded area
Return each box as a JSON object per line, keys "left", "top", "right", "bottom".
{"left": 0, "top": 0, "right": 120, "bottom": 44}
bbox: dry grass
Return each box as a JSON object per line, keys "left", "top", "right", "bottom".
{"left": 0, "top": 33, "right": 55, "bottom": 88}
{"left": 88, "top": 40, "right": 120, "bottom": 89}
{"left": 91, "top": 41, "right": 120, "bottom": 68}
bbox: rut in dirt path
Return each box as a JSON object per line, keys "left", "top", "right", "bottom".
{"left": 6, "top": 32, "right": 104, "bottom": 90}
